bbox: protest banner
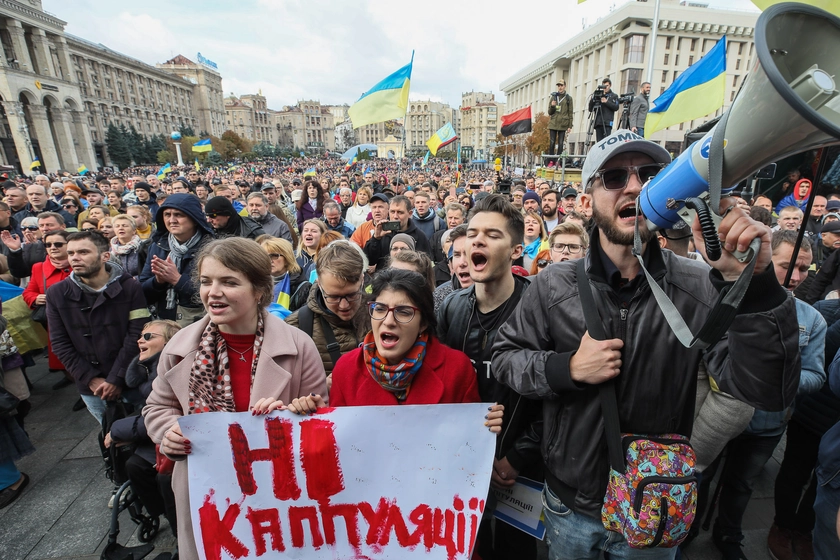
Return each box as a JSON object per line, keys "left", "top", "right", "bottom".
{"left": 492, "top": 477, "right": 547, "bottom": 540}
{"left": 179, "top": 403, "right": 496, "bottom": 560}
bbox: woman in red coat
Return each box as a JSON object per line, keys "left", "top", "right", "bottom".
{"left": 287, "top": 268, "right": 503, "bottom": 428}
{"left": 22, "top": 231, "right": 71, "bottom": 378}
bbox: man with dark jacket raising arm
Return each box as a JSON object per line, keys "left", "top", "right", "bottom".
{"left": 492, "top": 133, "right": 801, "bottom": 560}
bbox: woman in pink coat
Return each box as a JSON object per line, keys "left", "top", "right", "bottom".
{"left": 143, "top": 238, "right": 326, "bottom": 560}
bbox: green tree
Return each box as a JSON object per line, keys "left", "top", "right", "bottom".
{"left": 179, "top": 125, "right": 196, "bottom": 138}
{"left": 106, "top": 124, "right": 132, "bottom": 170}
{"left": 157, "top": 150, "right": 174, "bottom": 164}
{"left": 206, "top": 150, "right": 223, "bottom": 165}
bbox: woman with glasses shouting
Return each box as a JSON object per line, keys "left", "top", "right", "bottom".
{"left": 286, "top": 269, "right": 504, "bottom": 432}
{"left": 22, "top": 230, "right": 72, "bottom": 388}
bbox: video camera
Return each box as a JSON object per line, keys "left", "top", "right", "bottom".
{"left": 496, "top": 171, "right": 512, "bottom": 195}
{"left": 589, "top": 85, "right": 606, "bottom": 108}
{"left": 618, "top": 91, "right": 635, "bottom": 105}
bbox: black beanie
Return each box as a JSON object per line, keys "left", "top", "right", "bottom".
{"left": 204, "top": 196, "right": 236, "bottom": 216}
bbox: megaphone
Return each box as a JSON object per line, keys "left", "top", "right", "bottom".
{"left": 640, "top": 2, "right": 840, "bottom": 249}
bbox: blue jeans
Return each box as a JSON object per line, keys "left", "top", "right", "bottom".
{"left": 542, "top": 485, "right": 677, "bottom": 559}
{"left": 0, "top": 460, "right": 20, "bottom": 490}
{"left": 814, "top": 480, "right": 840, "bottom": 560}
{"left": 80, "top": 394, "right": 109, "bottom": 425}
{"left": 636, "top": 128, "right": 644, "bottom": 138}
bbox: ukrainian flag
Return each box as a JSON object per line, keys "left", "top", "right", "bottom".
{"left": 29, "top": 158, "right": 40, "bottom": 170}
{"left": 77, "top": 164, "right": 89, "bottom": 175}
{"left": 348, "top": 52, "right": 413, "bottom": 129}
{"left": 157, "top": 163, "right": 172, "bottom": 180}
{"left": 426, "top": 122, "right": 457, "bottom": 156}
{"left": 192, "top": 138, "right": 212, "bottom": 153}
{"left": 303, "top": 168, "right": 317, "bottom": 178}
{"left": 645, "top": 36, "right": 726, "bottom": 138}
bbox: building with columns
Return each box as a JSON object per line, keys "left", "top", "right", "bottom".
{"left": 499, "top": 0, "right": 758, "bottom": 157}
{"left": 459, "top": 92, "right": 504, "bottom": 162}
{"left": 0, "top": 1, "right": 225, "bottom": 174}
{"left": 273, "top": 100, "right": 335, "bottom": 153}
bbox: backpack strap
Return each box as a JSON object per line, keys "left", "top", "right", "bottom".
{"left": 298, "top": 304, "right": 314, "bottom": 338}
{"left": 319, "top": 315, "right": 343, "bottom": 368}
{"left": 576, "top": 258, "right": 626, "bottom": 473}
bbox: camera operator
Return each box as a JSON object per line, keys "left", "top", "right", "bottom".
{"left": 548, "top": 81, "right": 574, "bottom": 156}
{"left": 629, "top": 81, "right": 651, "bottom": 137}
{"left": 587, "top": 77, "right": 619, "bottom": 142}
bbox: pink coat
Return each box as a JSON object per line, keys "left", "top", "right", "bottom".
{"left": 143, "top": 313, "right": 327, "bottom": 560}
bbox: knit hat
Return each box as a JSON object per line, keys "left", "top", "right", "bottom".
{"left": 823, "top": 212, "right": 840, "bottom": 224}
{"left": 822, "top": 220, "right": 840, "bottom": 233}
{"left": 389, "top": 233, "right": 416, "bottom": 251}
{"left": 523, "top": 191, "right": 541, "bottom": 205}
{"left": 134, "top": 182, "right": 153, "bottom": 196}
{"left": 204, "top": 196, "right": 236, "bottom": 216}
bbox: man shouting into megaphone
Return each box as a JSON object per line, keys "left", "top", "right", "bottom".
{"left": 492, "top": 132, "right": 801, "bottom": 559}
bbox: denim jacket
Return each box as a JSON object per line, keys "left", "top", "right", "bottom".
{"left": 746, "top": 296, "right": 827, "bottom": 436}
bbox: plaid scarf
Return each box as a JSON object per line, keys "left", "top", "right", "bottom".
{"left": 363, "top": 331, "right": 428, "bottom": 401}
{"left": 187, "top": 312, "right": 265, "bottom": 414}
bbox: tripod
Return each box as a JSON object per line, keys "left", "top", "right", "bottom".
{"left": 618, "top": 100, "right": 632, "bottom": 131}
{"left": 585, "top": 96, "right": 602, "bottom": 152}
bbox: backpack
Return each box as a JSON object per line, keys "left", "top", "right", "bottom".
{"left": 297, "top": 304, "right": 342, "bottom": 368}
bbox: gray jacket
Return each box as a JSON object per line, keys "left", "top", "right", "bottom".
{"left": 255, "top": 212, "right": 292, "bottom": 243}
{"left": 629, "top": 94, "right": 649, "bottom": 129}
{"left": 492, "top": 235, "right": 801, "bottom": 518}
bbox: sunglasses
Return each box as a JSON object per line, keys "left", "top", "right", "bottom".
{"left": 590, "top": 164, "right": 666, "bottom": 190}
{"left": 21, "top": 226, "right": 38, "bottom": 231}
{"left": 45, "top": 242, "right": 66, "bottom": 248}
{"left": 268, "top": 253, "right": 282, "bottom": 260}
{"left": 62, "top": 203, "right": 77, "bottom": 208}
{"left": 537, "top": 259, "right": 553, "bottom": 268}
{"left": 140, "top": 332, "right": 162, "bottom": 341}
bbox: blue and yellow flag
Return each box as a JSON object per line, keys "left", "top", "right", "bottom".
{"left": 348, "top": 52, "right": 413, "bottom": 129}
{"left": 192, "top": 138, "right": 212, "bottom": 153}
{"left": 77, "top": 164, "right": 88, "bottom": 175}
{"left": 303, "top": 168, "right": 317, "bottom": 178}
{"left": 157, "top": 163, "right": 172, "bottom": 180}
{"left": 30, "top": 158, "right": 40, "bottom": 170}
{"left": 195, "top": 159, "right": 200, "bottom": 172}
{"left": 645, "top": 37, "right": 726, "bottom": 138}
{"left": 422, "top": 151, "right": 430, "bottom": 168}
{"left": 426, "top": 122, "right": 457, "bottom": 156}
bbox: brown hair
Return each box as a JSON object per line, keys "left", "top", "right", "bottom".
{"left": 315, "top": 239, "right": 366, "bottom": 284}
{"left": 193, "top": 238, "right": 274, "bottom": 308}
{"left": 390, "top": 250, "right": 435, "bottom": 291}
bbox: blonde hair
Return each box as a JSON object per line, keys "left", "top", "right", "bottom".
{"left": 142, "top": 319, "right": 181, "bottom": 342}
{"left": 524, "top": 210, "right": 548, "bottom": 240}
{"left": 112, "top": 214, "right": 137, "bottom": 229}
{"left": 296, "top": 218, "right": 327, "bottom": 257}
{"left": 549, "top": 221, "right": 589, "bottom": 248}
{"left": 259, "top": 236, "right": 301, "bottom": 275}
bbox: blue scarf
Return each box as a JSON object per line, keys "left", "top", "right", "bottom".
{"left": 523, "top": 237, "right": 542, "bottom": 260}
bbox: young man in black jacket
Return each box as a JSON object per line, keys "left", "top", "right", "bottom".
{"left": 493, "top": 132, "right": 801, "bottom": 559}
{"left": 587, "top": 78, "right": 620, "bottom": 142}
{"left": 437, "top": 194, "right": 542, "bottom": 560}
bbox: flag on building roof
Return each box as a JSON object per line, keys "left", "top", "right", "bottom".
{"left": 348, "top": 52, "right": 413, "bottom": 129}
{"left": 29, "top": 158, "right": 40, "bottom": 170}
{"left": 645, "top": 36, "right": 727, "bottom": 138}
{"left": 157, "top": 163, "right": 172, "bottom": 180}
{"left": 77, "top": 164, "right": 88, "bottom": 175}
{"left": 501, "top": 107, "right": 533, "bottom": 136}
{"left": 192, "top": 138, "right": 212, "bottom": 153}
{"left": 304, "top": 168, "right": 317, "bottom": 178}
{"left": 426, "top": 122, "right": 458, "bottom": 156}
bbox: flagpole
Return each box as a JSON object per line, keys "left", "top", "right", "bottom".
{"left": 396, "top": 50, "right": 415, "bottom": 187}
{"left": 646, "top": 0, "right": 661, "bottom": 84}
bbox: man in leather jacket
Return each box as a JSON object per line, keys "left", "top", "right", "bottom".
{"left": 492, "top": 132, "right": 801, "bottom": 559}
{"left": 438, "top": 194, "right": 542, "bottom": 560}
{"left": 587, "top": 78, "right": 620, "bottom": 142}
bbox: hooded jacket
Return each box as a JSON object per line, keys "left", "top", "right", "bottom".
{"left": 324, "top": 215, "right": 356, "bottom": 239}
{"left": 205, "top": 196, "right": 265, "bottom": 240}
{"left": 776, "top": 178, "right": 813, "bottom": 214}
{"left": 46, "top": 264, "right": 149, "bottom": 395}
{"left": 138, "top": 193, "right": 214, "bottom": 320}
{"left": 492, "top": 233, "right": 800, "bottom": 518}
{"left": 412, "top": 208, "right": 443, "bottom": 241}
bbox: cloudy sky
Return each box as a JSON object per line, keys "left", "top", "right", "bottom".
{"left": 44, "top": 0, "right": 759, "bottom": 111}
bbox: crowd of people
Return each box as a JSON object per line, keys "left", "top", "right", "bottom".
{"left": 0, "top": 139, "right": 838, "bottom": 560}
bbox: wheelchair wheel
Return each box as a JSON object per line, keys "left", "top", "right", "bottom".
{"left": 138, "top": 515, "right": 159, "bottom": 543}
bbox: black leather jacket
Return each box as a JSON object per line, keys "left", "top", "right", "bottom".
{"left": 493, "top": 232, "right": 801, "bottom": 518}
{"left": 437, "top": 275, "right": 543, "bottom": 476}
{"left": 588, "top": 90, "right": 620, "bottom": 127}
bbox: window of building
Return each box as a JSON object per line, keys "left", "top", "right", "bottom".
{"left": 731, "top": 91, "right": 736, "bottom": 102}
{"left": 106, "top": 78, "right": 111, "bottom": 87}
{"left": 661, "top": 86, "right": 666, "bottom": 94}
{"left": 735, "top": 59, "right": 741, "bottom": 70}
{"left": 675, "top": 54, "right": 679, "bottom": 66}
{"left": 664, "top": 53, "right": 669, "bottom": 65}
{"left": 738, "top": 42, "right": 745, "bottom": 55}
{"left": 661, "top": 70, "right": 668, "bottom": 83}
{"left": 665, "top": 36, "right": 672, "bottom": 49}
{"left": 688, "top": 56, "right": 694, "bottom": 65}
{"left": 691, "top": 38, "right": 697, "bottom": 51}
{"left": 92, "top": 131, "right": 97, "bottom": 141}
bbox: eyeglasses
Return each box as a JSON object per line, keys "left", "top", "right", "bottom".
{"left": 62, "top": 203, "right": 76, "bottom": 209}
{"left": 267, "top": 253, "right": 282, "bottom": 260}
{"left": 368, "top": 302, "right": 419, "bottom": 324}
{"left": 537, "top": 259, "right": 553, "bottom": 268}
{"left": 141, "top": 332, "right": 162, "bottom": 341}
{"left": 589, "top": 164, "right": 666, "bottom": 190}
{"left": 21, "top": 226, "right": 38, "bottom": 231}
{"left": 45, "top": 242, "right": 66, "bottom": 248}
{"left": 551, "top": 243, "right": 584, "bottom": 254}
{"left": 319, "top": 286, "right": 362, "bottom": 305}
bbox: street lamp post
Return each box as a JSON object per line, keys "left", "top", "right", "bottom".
{"left": 171, "top": 131, "right": 185, "bottom": 167}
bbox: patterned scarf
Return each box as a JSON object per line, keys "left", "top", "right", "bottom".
{"left": 362, "top": 331, "right": 428, "bottom": 401}
{"left": 166, "top": 231, "right": 202, "bottom": 309}
{"left": 187, "top": 312, "right": 265, "bottom": 414}
{"left": 111, "top": 234, "right": 143, "bottom": 256}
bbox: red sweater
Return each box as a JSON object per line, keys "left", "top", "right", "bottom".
{"left": 330, "top": 336, "right": 480, "bottom": 406}
{"left": 220, "top": 332, "right": 255, "bottom": 412}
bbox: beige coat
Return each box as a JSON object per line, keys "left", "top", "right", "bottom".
{"left": 143, "top": 313, "right": 327, "bottom": 560}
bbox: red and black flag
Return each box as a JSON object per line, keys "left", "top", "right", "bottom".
{"left": 500, "top": 106, "right": 532, "bottom": 136}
